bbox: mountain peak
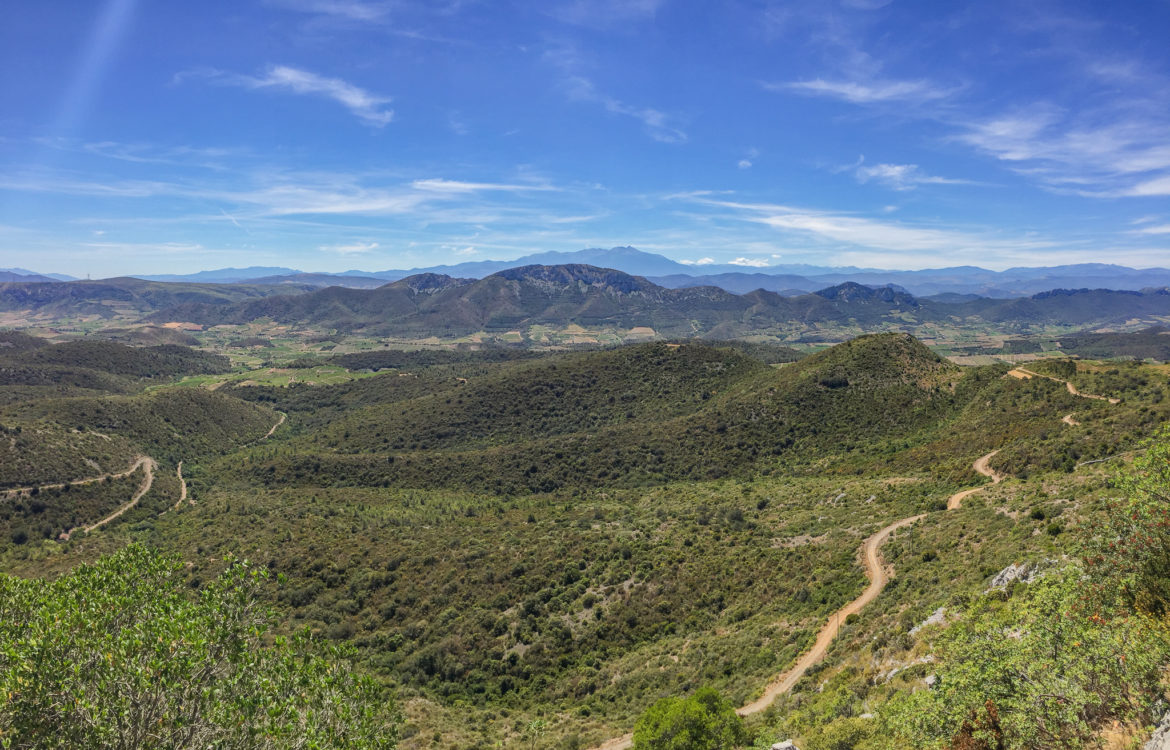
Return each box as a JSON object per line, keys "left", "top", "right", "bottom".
{"left": 814, "top": 282, "right": 918, "bottom": 306}
{"left": 491, "top": 264, "right": 657, "bottom": 293}
{"left": 386, "top": 273, "right": 472, "bottom": 294}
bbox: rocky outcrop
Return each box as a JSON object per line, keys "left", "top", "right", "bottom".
{"left": 987, "top": 561, "right": 1044, "bottom": 589}
{"left": 1145, "top": 711, "right": 1170, "bottom": 750}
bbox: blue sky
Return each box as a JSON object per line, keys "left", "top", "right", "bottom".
{"left": 1, "top": 0, "right": 1169, "bottom": 277}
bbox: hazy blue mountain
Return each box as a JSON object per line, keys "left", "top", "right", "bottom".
{"left": 138, "top": 267, "right": 301, "bottom": 283}
{"left": 122, "top": 250, "right": 1170, "bottom": 298}
{"left": 650, "top": 272, "right": 818, "bottom": 295}
{"left": 240, "top": 273, "right": 389, "bottom": 289}
{"left": 0, "top": 268, "right": 74, "bottom": 282}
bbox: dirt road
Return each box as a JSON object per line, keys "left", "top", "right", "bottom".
{"left": 1008, "top": 367, "right": 1120, "bottom": 404}
{"left": 588, "top": 449, "right": 1005, "bottom": 750}
{"left": 737, "top": 512, "right": 926, "bottom": 716}
{"left": 262, "top": 412, "right": 286, "bottom": 440}
{"left": 947, "top": 450, "right": 1003, "bottom": 510}
{"left": 173, "top": 461, "right": 188, "bottom": 510}
{"left": 1, "top": 455, "right": 152, "bottom": 500}
{"left": 81, "top": 457, "right": 155, "bottom": 533}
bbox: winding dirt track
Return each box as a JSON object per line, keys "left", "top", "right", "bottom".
{"left": 1008, "top": 367, "right": 1121, "bottom": 404}
{"left": 173, "top": 461, "right": 188, "bottom": 510}
{"left": 0, "top": 456, "right": 152, "bottom": 500}
{"left": 261, "top": 411, "right": 286, "bottom": 441}
{"left": 591, "top": 368, "right": 1128, "bottom": 748}
{"left": 81, "top": 457, "right": 155, "bottom": 533}
{"left": 948, "top": 450, "right": 1003, "bottom": 510}
{"left": 590, "top": 451, "right": 1003, "bottom": 750}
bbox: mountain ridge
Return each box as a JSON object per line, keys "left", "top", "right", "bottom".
{"left": 15, "top": 247, "right": 1167, "bottom": 298}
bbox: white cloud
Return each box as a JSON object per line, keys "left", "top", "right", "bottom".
{"left": 955, "top": 109, "right": 1170, "bottom": 196}
{"left": 83, "top": 241, "right": 204, "bottom": 255}
{"left": 775, "top": 78, "right": 950, "bottom": 104}
{"left": 737, "top": 159, "right": 753, "bottom": 169}
{"left": 853, "top": 160, "right": 974, "bottom": 190}
{"left": 266, "top": 0, "right": 390, "bottom": 21}
{"left": 454, "top": 246, "right": 477, "bottom": 256}
{"left": 321, "top": 241, "right": 379, "bottom": 254}
{"left": 563, "top": 76, "right": 686, "bottom": 144}
{"left": 1132, "top": 224, "right": 1170, "bottom": 235}
{"left": 729, "top": 257, "right": 771, "bottom": 267}
{"left": 1124, "top": 175, "right": 1170, "bottom": 197}
{"left": 411, "top": 178, "right": 555, "bottom": 193}
{"left": 682, "top": 196, "right": 1058, "bottom": 268}
{"left": 679, "top": 257, "right": 715, "bottom": 265}
{"left": 184, "top": 65, "right": 394, "bottom": 127}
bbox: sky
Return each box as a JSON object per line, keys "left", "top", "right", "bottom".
{"left": 1, "top": 0, "right": 1169, "bottom": 277}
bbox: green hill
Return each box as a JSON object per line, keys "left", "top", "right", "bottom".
{"left": 2, "top": 333, "right": 1169, "bottom": 749}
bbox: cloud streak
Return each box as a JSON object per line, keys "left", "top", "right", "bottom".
{"left": 681, "top": 195, "right": 1059, "bottom": 268}
{"left": 775, "top": 78, "right": 951, "bottom": 105}
{"left": 852, "top": 159, "right": 975, "bottom": 191}
{"left": 183, "top": 65, "right": 394, "bottom": 127}
{"left": 564, "top": 76, "right": 686, "bottom": 144}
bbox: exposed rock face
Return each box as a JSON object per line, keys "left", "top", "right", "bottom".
{"left": 1146, "top": 712, "right": 1170, "bottom": 750}
{"left": 987, "top": 561, "right": 1043, "bottom": 589}
{"left": 910, "top": 606, "right": 947, "bottom": 636}
{"left": 771, "top": 742, "right": 801, "bottom": 750}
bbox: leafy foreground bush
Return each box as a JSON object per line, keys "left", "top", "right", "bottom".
{"left": 633, "top": 686, "right": 748, "bottom": 749}
{"left": 0, "top": 544, "right": 400, "bottom": 749}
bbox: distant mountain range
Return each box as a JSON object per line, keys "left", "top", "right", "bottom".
{"left": 0, "top": 268, "right": 75, "bottom": 283}
{"left": 135, "top": 264, "right": 1170, "bottom": 340}
{"left": 5, "top": 262, "right": 1170, "bottom": 345}
{"left": 12, "top": 247, "right": 1170, "bottom": 298}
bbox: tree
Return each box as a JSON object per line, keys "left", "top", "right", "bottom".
{"left": 633, "top": 686, "right": 747, "bottom": 750}
{"left": 0, "top": 544, "right": 400, "bottom": 749}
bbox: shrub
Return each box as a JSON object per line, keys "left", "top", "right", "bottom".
{"left": 0, "top": 544, "right": 400, "bottom": 749}
{"left": 633, "top": 686, "right": 747, "bottom": 749}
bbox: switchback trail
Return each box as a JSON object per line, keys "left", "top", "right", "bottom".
{"left": 55, "top": 457, "right": 158, "bottom": 539}
{"left": 589, "top": 450, "right": 1002, "bottom": 750}
{"left": 1, "top": 456, "right": 152, "bottom": 500}
{"left": 947, "top": 450, "right": 1003, "bottom": 510}
{"left": 81, "top": 457, "right": 155, "bottom": 533}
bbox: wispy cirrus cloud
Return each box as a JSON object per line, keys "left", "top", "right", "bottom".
{"left": 320, "top": 240, "right": 379, "bottom": 254}
{"left": 265, "top": 0, "right": 391, "bottom": 21}
{"left": 0, "top": 168, "right": 557, "bottom": 219}
{"left": 544, "top": 42, "right": 686, "bottom": 144}
{"left": 1132, "top": 223, "right": 1170, "bottom": 235}
{"left": 680, "top": 195, "right": 1059, "bottom": 268}
{"left": 851, "top": 158, "right": 976, "bottom": 191}
{"left": 179, "top": 65, "right": 394, "bottom": 127}
{"left": 773, "top": 77, "right": 951, "bottom": 105}
{"left": 955, "top": 110, "right": 1170, "bottom": 196}
{"left": 411, "top": 178, "right": 557, "bottom": 193}
{"left": 564, "top": 76, "right": 686, "bottom": 144}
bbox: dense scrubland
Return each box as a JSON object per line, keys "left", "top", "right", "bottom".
{"left": 0, "top": 328, "right": 1168, "bottom": 749}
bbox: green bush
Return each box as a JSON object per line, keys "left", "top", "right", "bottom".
{"left": 0, "top": 544, "right": 400, "bottom": 749}
{"left": 633, "top": 686, "right": 747, "bottom": 749}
